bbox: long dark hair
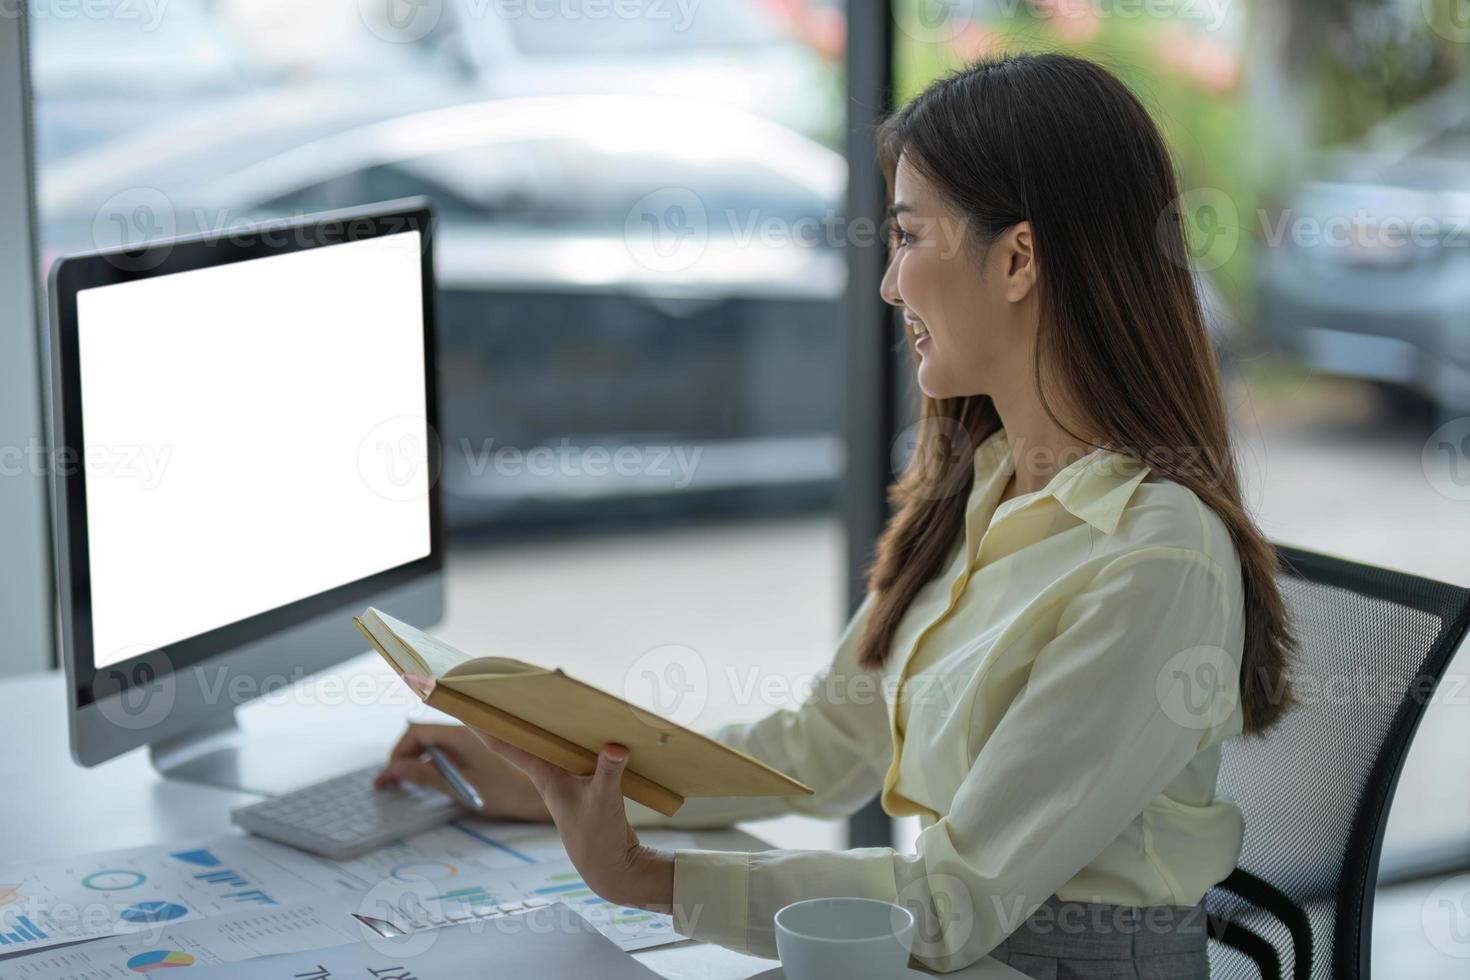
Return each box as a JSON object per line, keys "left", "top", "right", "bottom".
{"left": 860, "top": 52, "right": 1295, "bottom": 736}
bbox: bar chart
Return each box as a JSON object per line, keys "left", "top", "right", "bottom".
{"left": 0, "top": 913, "right": 48, "bottom": 946}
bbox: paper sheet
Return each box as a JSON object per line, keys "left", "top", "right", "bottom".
{"left": 0, "top": 840, "right": 327, "bottom": 956}
{"left": 182, "top": 904, "right": 663, "bottom": 979}
{"left": 0, "top": 822, "right": 698, "bottom": 962}
{"left": 0, "top": 900, "right": 362, "bottom": 978}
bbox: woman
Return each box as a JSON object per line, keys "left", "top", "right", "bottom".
{"left": 375, "top": 52, "right": 1296, "bottom": 978}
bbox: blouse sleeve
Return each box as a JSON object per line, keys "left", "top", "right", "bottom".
{"left": 624, "top": 592, "right": 893, "bottom": 830}
{"left": 667, "top": 547, "right": 1243, "bottom": 971}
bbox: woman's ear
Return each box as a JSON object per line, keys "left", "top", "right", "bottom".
{"left": 1000, "top": 221, "right": 1037, "bottom": 303}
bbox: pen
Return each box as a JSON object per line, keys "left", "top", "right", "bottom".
{"left": 426, "top": 744, "right": 486, "bottom": 811}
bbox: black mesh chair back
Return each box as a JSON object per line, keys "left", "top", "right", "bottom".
{"left": 1204, "top": 544, "right": 1470, "bottom": 979}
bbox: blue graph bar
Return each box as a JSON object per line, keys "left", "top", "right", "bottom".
{"left": 450, "top": 822, "right": 536, "bottom": 864}
{"left": 533, "top": 882, "right": 587, "bottom": 896}
{"left": 171, "top": 849, "right": 222, "bottom": 868}
{"left": 3, "top": 932, "right": 20, "bottom": 943}
{"left": 224, "top": 890, "right": 276, "bottom": 905}
{"left": 17, "top": 916, "right": 47, "bottom": 940}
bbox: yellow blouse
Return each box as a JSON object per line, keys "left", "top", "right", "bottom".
{"left": 627, "top": 426, "right": 1247, "bottom": 972}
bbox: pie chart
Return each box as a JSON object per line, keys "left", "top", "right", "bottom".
{"left": 120, "top": 902, "right": 189, "bottom": 924}
{"left": 126, "top": 950, "right": 195, "bottom": 972}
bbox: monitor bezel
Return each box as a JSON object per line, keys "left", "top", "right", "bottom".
{"left": 48, "top": 198, "right": 444, "bottom": 713}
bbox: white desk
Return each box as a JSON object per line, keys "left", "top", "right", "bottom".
{"left": 0, "top": 661, "right": 1022, "bottom": 979}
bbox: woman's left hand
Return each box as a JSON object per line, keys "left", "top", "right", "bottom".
{"left": 399, "top": 675, "right": 674, "bottom": 912}
{"left": 390, "top": 678, "right": 670, "bottom": 918}
{"left": 481, "top": 734, "right": 673, "bottom": 911}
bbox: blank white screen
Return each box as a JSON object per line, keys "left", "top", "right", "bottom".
{"left": 76, "top": 231, "right": 432, "bottom": 669}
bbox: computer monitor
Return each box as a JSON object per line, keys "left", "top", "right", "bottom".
{"left": 46, "top": 199, "right": 445, "bottom": 793}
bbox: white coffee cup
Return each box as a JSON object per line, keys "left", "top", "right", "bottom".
{"left": 774, "top": 897, "right": 916, "bottom": 980}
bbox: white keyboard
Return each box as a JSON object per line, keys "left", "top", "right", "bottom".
{"left": 231, "top": 765, "right": 463, "bottom": 859}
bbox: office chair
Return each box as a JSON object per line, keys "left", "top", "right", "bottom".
{"left": 1203, "top": 544, "right": 1470, "bottom": 979}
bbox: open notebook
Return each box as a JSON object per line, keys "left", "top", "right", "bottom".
{"left": 353, "top": 607, "right": 813, "bottom": 816}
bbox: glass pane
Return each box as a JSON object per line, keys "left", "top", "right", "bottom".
{"left": 30, "top": 0, "right": 851, "bottom": 854}
{"left": 892, "top": 0, "right": 1470, "bottom": 961}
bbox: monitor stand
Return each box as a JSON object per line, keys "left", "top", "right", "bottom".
{"left": 149, "top": 714, "right": 388, "bottom": 797}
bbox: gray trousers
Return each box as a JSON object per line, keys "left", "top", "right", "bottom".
{"left": 987, "top": 897, "right": 1210, "bottom": 979}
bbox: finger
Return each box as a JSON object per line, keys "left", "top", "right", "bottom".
{"left": 590, "top": 743, "right": 630, "bottom": 802}
{"left": 402, "top": 673, "right": 435, "bottom": 697}
{"left": 376, "top": 757, "right": 453, "bottom": 798}
{"left": 375, "top": 724, "right": 460, "bottom": 788}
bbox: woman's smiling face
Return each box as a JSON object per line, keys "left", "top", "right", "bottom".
{"left": 879, "top": 154, "right": 1037, "bottom": 401}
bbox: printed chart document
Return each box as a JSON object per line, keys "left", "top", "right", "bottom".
{"left": 0, "top": 823, "right": 697, "bottom": 964}
{"left": 181, "top": 904, "right": 663, "bottom": 979}
{"left": 0, "top": 900, "right": 361, "bottom": 978}
{"left": 0, "top": 839, "right": 327, "bottom": 956}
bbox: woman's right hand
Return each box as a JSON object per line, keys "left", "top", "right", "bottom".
{"left": 373, "top": 723, "right": 552, "bottom": 823}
